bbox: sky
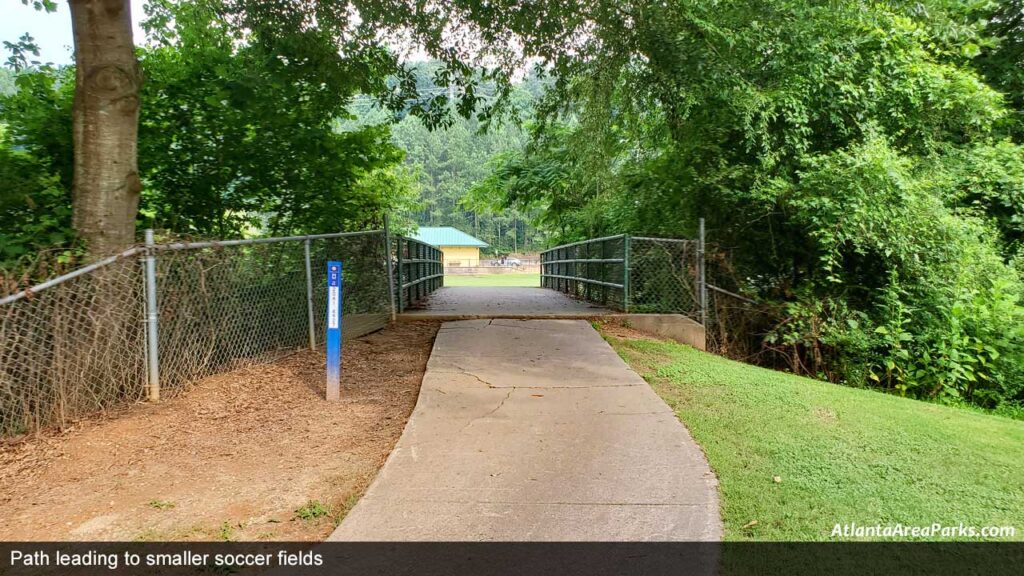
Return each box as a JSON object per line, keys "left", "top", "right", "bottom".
{"left": 1, "top": 1, "right": 514, "bottom": 75}
{"left": 2, "top": 0, "right": 147, "bottom": 65}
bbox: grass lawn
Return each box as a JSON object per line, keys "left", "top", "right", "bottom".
{"left": 600, "top": 327, "right": 1024, "bottom": 542}
{"left": 443, "top": 273, "right": 540, "bottom": 287}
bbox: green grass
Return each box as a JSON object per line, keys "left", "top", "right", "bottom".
{"left": 147, "top": 499, "right": 176, "bottom": 510}
{"left": 294, "top": 499, "right": 331, "bottom": 521}
{"left": 443, "top": 273, "right": 540, "bottom": 287}
{"left": 601, "top": 330, "right": 1024, "bottom": 542}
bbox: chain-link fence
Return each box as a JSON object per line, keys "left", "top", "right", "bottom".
{"left": 154, "top": 231, "right": 392, "bottom": 393}
{"left": 704, "top": 285, "right": 772, "bottom": 359}
{"left": 702, "top": 248, "right": 773, "bottom": 360}
{"left": 628, "top": 237, "right": 701, "bottom": 316}
{"left": 540, "top": 234, "right": 702, "bottom": 317}
{"left": 0, "top": 228, "right": 403, "bottom": 437}
{"left": 0, "top": 249, "right": 147, "bottom": 437}
{"left": 540, "top": 224, "right": 762, "bottom": 357}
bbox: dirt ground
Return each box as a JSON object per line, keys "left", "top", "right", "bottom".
{"left": 0, "top": 321, "right": 439, "bottom": 541}
{"left": 592, "top": 317, "right": 668, "bottom": 342}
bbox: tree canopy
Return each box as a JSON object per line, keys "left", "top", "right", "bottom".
{"left": 1, "top": 0, "right": 422, "bottom": 263}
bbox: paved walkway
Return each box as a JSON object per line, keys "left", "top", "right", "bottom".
{"left": 401, "top": 287, "right": 612, "bottom": 319}
{"left": 330, "top": 319, "right": 721, "bottom": 541}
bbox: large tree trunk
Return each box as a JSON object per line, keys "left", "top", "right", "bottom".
{"left": 69, "top": 0, "right": 142, "bottom": 256}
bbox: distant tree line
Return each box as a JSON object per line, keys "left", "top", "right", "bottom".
{"left": 352, "top": 61, "right": 548, "bottom": 255}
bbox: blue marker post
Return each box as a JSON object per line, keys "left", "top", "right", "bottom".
{"left": 325, "top": 261, "right": 343, "bottom": 401}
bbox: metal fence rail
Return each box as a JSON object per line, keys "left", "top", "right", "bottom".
{"left": 541, "top": 223, "right": 767, "bottom": 359}
{"left": 395, "top": 236, "right": 443, "bottom": 313}
{"left": 152, "top": 231, "right": 391, "bottom": 394}
{"left": 540, "top": 234, "right": 628, "bottom": 309}
{"left": 0, "top": 227, "right": 393, "bottom": 437}
{"left": 539, "top": 220, "right": 711, "bottom": 320}
{"left": 705, "top": 283, "right": 768, "bottom": 358}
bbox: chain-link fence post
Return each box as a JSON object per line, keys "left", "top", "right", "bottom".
{"left": 698, "top": 218, "right": 707, "bottom": 326}
{"left": 396, "top": 237, "right": 405, "bottom": 314}
{"left": 144, "top": 229, "right": 161, "bottom": 402}
{"left": 304, "top": 237, "right": 316, "bottom": 350}
{"left": 383, "top": 215, "right": 397, "bottom": 322}
{"left": 623, "top": 235, "right": 632, "bottom": 312}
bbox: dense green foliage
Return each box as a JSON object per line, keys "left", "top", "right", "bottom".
{"left": 0, "top": 0, "right": 436, "bottom": 267}
{"left": 0, "top": 3, "right": 542, "bottom": 267}
{"left": 390, "top": 112, "right": 540, "bottom": 254}
{"left": 138, "top": 0, "right": 413, "bottom": 236}
{"left": 604, "top": 327, "right": 1024, "bottom": 544}
{"left": 978, "top": 0, "right": 1024, "bottom": 140}
{"left": 0, "top": 66, "right": 74, "bottom": 263}
{"left": 472, "top": 0, "right": 1024, "bottom": 410}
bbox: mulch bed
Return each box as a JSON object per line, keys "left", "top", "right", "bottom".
{"left": 0, "top": 321, "right": 439, "bottom": 541}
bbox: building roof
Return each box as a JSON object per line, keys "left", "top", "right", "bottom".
{"left": 411, "top": 226, "right": 488, "bottom": 248}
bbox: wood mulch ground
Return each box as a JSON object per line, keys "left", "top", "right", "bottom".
{"left": 0, "top": 321, "right": 439, "bottom": 541}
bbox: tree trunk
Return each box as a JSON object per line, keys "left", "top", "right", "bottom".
{"left": 69, "top": 0, "right": 142, "bottom": 256}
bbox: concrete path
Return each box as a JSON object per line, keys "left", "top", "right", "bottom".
{"left": 401, "top": 287, "right": 612, "bottom": 319}
{"left": 330, "top": 319, "right": 721, "bottom": 541}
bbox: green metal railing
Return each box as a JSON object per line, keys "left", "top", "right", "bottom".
{"left": 540, "top": 221, "right": 709, "bottom": 321}
{"left": 395, "top": 236, "right": 444, "bottom": 312}
{"left": 540, "top": 234, "right": 630, "bottom": 310}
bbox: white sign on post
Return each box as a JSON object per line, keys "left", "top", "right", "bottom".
{"left": 327, "top": 285, "right": 340, "bottom": 330}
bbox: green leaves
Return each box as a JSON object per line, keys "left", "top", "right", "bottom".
{"left": 136, "top": 0, "right": 410, "bottom": 236}
{"left": 0, "top": 63, "right": 74, "bottom": 268}
{"left": 469, "top": 0, "right": 1024, "bottom": 410}
{"left": 20, "top": 0, "right": 56, "bottom": 13}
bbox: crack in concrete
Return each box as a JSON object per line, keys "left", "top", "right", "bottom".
{"left": 461, "top": 371, "right": 494, "bottom": 388}
{"left": 332, "top": 309, "right": 724, "bottom": 542}
{"left": 457, "top": 388, "right": 514, "bottom": 434}
{"left": 443, "top": 363, "right": 500, "bottom": 388}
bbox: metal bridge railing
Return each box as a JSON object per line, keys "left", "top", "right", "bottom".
{"left": 540, "top": 220, "right": 712, "bottom": 321}
{"left": 395, "top": 236, "right": 444, "bottom": 313}
{"left": 540, "top": 221, "right": 765, "bottom": 359}
{"left": 540, "top": 234, "right": 629, "bottom": 310}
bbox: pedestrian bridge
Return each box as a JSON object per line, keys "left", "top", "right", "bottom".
{"left": 395, "top": 233, "right": 712, "bottom": 353}
{"left": 400, "top": 286, "right": 613, "bottom": 320}
{"left": 397, "top": 232, "right": 707, "bottom": 321}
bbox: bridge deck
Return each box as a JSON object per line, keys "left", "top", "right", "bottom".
{"left": 400, "top": 286, "right": 612, "bottom": 320}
